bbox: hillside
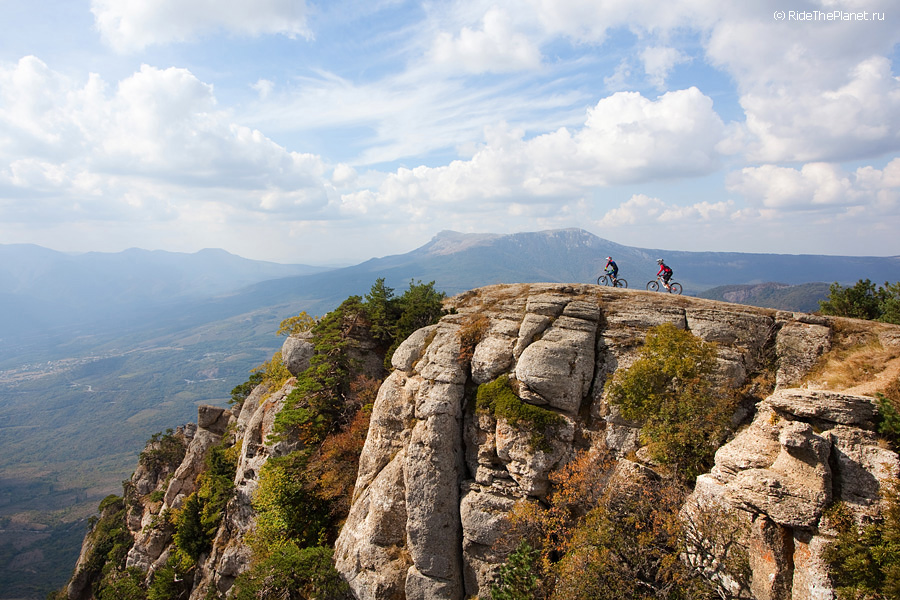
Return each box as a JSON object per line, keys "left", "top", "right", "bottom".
{"left": 696, "top": 282, "right": 832, "bottom": 312}
{"left": 61, "top": 284, "right": 900, "bottom": 600}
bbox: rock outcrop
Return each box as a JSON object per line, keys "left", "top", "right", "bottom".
{"left": 334, "top": 284, "right": 900, "bottom": 599}
{"left": 65, "top": 283, "right": 900, "bottom": 600}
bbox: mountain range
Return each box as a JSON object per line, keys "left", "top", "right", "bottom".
{"left": 0, "top": 244, "right": 327, "bottom": 341}
{"left": 4, "top": 229, "right": 899, "bottom": 348}
{"left": 2, "top": 228, "right": 900, "bottom": 598}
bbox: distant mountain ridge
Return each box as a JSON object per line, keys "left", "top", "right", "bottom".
{"left": 199, "top": 228, "right": 900, "bottom": 320}
{"left": 0, "top": 245, "right": 328, "bottom": 340}
{"left": 4, "top": 230, "right": 899, "bottom": 345}
{"left": 6, "top": 229, "right": 898, "bottom": 344}
{"left": 697, "top": 282, "right": 833, "bottom": 313}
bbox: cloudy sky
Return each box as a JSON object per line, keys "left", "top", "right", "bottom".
{"left": 1, "top": 0, "right": 898, "bottom": 264}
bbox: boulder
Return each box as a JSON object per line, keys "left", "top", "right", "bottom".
{"left": 281, "top": 332, "right": 314, "bottom": 376}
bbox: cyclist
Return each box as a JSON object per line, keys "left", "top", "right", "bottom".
{"left": 604, "top": 256, "right": 619, "bottom": 284}
{"left": 656, "top": 258, "right": 673, "bottom": 291}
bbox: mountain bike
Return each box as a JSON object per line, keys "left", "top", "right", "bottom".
{"left": 597, "top": 273, "right": 627, "bottom": 288}
{"left": 646, "top": 276, "right": 682, "bottom": 294}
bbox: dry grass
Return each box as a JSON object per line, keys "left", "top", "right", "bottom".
{"left": 458, "top": 314, "right": 491, "bottom": 363}
{"left": 804, "top": 326, "right": 900, "bottom": 392}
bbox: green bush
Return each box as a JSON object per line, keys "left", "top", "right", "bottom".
{"left": 276, "top": 311, "right": 318, "bottom": 336}
{"left": 98, "top": 567, "right": 146, "bottom": 600}
{"left": 74, "top": 494, "right": 134, "bottom": 598}
{"left": 138, "top": 429, "right": 187, "bottom": 472}
{"left": 491, "top": 540, "right": 541, "bottom": 600}
{"left": 252, "top": 451, "right": 331, "bottom": 549}
{"left": 229, "top": 371, "right": 263, "bottom": 406}
{"left": 146, "top": 560, "right": 190, "bottom": 600}
{"left": 823, "top": 487, "right": 900, "bottom": 600}
{"left": 231, "top": 543, "right": 350, "bottom": 600}
{"left": 820, "top": 279, "right": 900, "bottom": 325}
{"left": 877, "top": 393, "right": 900, "bottom": 450}
{"left": 605, "top": 323, "right": 735, "bottom": 481}
{"left": 172, "top": 441, "right": 238, "bottom": 566}
{"left": 477, "top": 375, "right": 565, "bottom": 451}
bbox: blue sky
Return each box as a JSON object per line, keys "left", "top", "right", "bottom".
{"left": 1, "top": 0, "right": 898, "bottom": 264}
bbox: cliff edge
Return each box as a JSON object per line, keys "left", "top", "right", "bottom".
{"left": 64, "top": 283, "right": 900, "bottom": 600}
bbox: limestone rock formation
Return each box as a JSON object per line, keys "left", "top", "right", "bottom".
{"left": 335, "top": 284, "right": 900, "bottom": 599}
{"left": 65, "top": 283, "right": 900, "bottom": 600}
{"left": 282, "top": 331, "right": 314, "bottom": 376}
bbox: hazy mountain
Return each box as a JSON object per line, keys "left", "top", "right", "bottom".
{"left": 0, "top": 245, "right": 328, "bottom": 340}
{"left": 189, "top": 229, "right": 900, "bottom": 318}
{"left": 5, "top": 230, "right": 897, "bottom": 347}
{"left": 696, "top": 282, "right": 833, "bottom": 312}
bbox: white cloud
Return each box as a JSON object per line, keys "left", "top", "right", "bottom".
{"left": 597, "top": 193, "right": 666, "bottom": 225}
{"left": 430, "top": 7, "right": 542, "bottom": 73}
{"left": 0, "top": 57, "right": 330, "bottom": 224}
{"left": 90, "top": 0, "right": 311, "bottom": 52}
{"left": 596, "top": 193, "right": 732, "bottom": 226}
{"left": 331, "top": 163, "right": 358, "bottom": 188}
{"left": 342, "top": 86, "right": 725, "bottom": 217}
{"left": 734, "top": 57, "right": 900, "bottom": 163}
{"left": 525, "top": 0, "right": 716, "bottom": 44}
{"left": 517, "top": 1, "right": 900, "bottom": 164}
{"left": 641, "top": 46, "right": 689, "bottom": 90}
{"left": 727, "top": 159, "right": 900, "bottom": 214}
{"left": 252, "top": 79, "right": 275, "bottom": 100}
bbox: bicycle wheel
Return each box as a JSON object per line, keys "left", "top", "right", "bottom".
{"left": 597, "top": 275, "right": 608, "bottom": 286}
{"left": 615, "top": 278, "right": 628, "bottom": 288}
{"left": 646, "top": 280, "right": 659, "bottom": 291}
{"left": 669, "top": 282, "right": 683, "bottom": 295}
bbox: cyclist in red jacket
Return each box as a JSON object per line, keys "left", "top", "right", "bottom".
{"left": 604, "top": 256, "right": 619, "bottom": 284}
{"left": 656, "top": 258, "right": 673, "bottom": 291}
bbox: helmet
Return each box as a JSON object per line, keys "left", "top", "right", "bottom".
{"left": 606, "top": 256, "right": 612, "bottom": 261}
{"left": 657, "top": 258, "right": 664, "bottom": 264}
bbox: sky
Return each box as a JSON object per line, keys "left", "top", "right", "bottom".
{"left": 0, "top": 0, "right": 898, "bottom": 265}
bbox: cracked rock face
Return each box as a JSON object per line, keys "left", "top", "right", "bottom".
{"left": 691, "top": 389, "right": 899, "bottom": 600}
{"left": 334, "top": 284, "right": 897, "bottom": 600}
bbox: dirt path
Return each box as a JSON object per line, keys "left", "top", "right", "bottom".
{"left": 841, "top": 355, "right": 900, "bottom": 396}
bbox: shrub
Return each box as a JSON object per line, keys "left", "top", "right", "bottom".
{"left": 274, "top": 295, "right": 369, "bottom": 443}
{"left": 276, "top": 311, "right": 318, "bottom": 336}
{"left": 876, "top": 392, "right": 900, "bottom": 450}
{"left": 98, "top": 567, "right": 147, "bottom": 600}
{"left": 605, "top": 323, "right": 735, "bottom": 481}
{"left": 491, "top": 540, "right": 541, "bottom": 600}
{"left": 823, "top": 484, "right": 900, "bottom": 600}
{"left": 146, "top": 560, "right": 190, "bottom": 600}
{"left": 548, "top": 478, "right": 719, "bottom": 600}
{"left": 138, "top": 429, "right": 187, "bottom": 472}
{"left": 231, "top": 542, "right": 351, "bottom": 600}
{"left": 379, "top": 278, "right": 448, "bottom": 368}
{"left": 229, "top": 371, "right": 263, "bottom": 406}
{"left": 820, "top": 279, "right": 900, "bottom": 325}
{"left": 74, "top": 494, "right": 134, "bottom": 598}
{"left": 303, "top": 379, "right": 376, "bottom": 520}
{"left": 458, "top": 314, "right": 490, "bottom": 363}
{"left": 494, "top": 451, "right": 738, "bottom": 599}
{"left": 172, "top": 441, "right": 238, "bottom": 566}
{"left": 477, "top": 375, "right": 565, "bottom": 451}
{"left": 252, "top": 451, "right": 331, "bottom": 549}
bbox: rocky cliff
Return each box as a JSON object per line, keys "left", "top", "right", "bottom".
{"left": 65, "top": 283, "right": 900, "bottom": 600}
